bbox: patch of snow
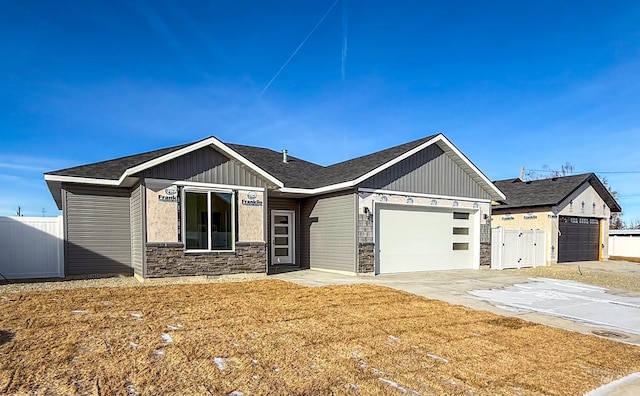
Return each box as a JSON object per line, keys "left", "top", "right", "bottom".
{"left": 166, "top": 325, "right": 179, "bottom": 331}
{"left": 273, "top": 364, "right": 280, "bottom": 373}
{"left": 378, "top": 378, "right": 420, "bottom": 395}
{"left": 125, "top": 380, "right": 140, "bottom": 396}
{"left": 71, "top": 356, "right": 78, "bottom": 363}
{"left": 371, "top": 368, "right": 384, "bottom": 376}
{"left": 161, "top": 333, "right": 173, "bottom": 343}
{"left": 214, "top": 357, "right": 227, "bottom": 371}
{"left": 102, "top": 301, "right": 110, "bottom": 305}
{"left": 129, "top": 342, "right": 138, "bottom": 349}
{"left": 584, "top": 372, "right": 640, "bottom": 396}
{"left": 154, "top": 350, "right": 164, "bottom": 356}
{"left": 252, "top": 375, "right": 259, "bottom": 381}
{"left": 130, "top": 313, "right": 142, "bottom": 320}
{"left": 427, "top": 353, "right": 449, "bottom": 363}
{"left": 228, "top": 391, "right": 244, "bottom": 396}
{"left": 349, "top": 384, "right": 359, "bottom": 390}
{"left": 71, "top": 310, "right": 87, "bottom": 314}
{"left": 251, "top": 359, "right": 259, "bottom": 365}
{"left": 310, "top": 363, "right": 316, "bottom": 369}
{"left": 388, "top": 335, "right": 400, "bottom": 342}
{"left": 470, "top": 278, "right": 640, "bottom": 336}
{"left": 351, "top": 352, "right": 367, "bottom": 369}
{"left": 471, "top": 333, "right": 481, "bottom": 337}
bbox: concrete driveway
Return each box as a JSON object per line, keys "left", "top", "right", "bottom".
{"left": 273, "top": 261, "right": 640, "bottom": 346}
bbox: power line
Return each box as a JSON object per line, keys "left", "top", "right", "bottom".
{"left": 259, "top": 0, "right": 339, "bottom": 98}
{"left": 527, "top": 169, "right": 640, "bottom": 174}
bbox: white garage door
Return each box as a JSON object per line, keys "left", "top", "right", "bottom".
{"left": 376, "top": 204, "right": 475, "bottom": 274}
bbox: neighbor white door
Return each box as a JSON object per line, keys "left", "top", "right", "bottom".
{"left": 376, "top": 204, "right": 475, "bottom": 274}
{"left": 271, "top": 210, "right": 294, "bottom": 264}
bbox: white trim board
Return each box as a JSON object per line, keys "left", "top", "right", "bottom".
{"left": 358, "top": 188, "right": 493, "bottom": 203}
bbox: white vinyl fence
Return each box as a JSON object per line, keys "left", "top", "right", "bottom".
{"left": 0, "top": 216, "right": 64, "bottom": 279}
{"left": 608, "top": 234, "right": 640, "bottom": 258}
{"left": 491, "top": 228, "right": 545, "bottom": 270}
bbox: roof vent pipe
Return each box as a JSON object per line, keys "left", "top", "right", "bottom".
{"left": 282, "top": 149, "right": 288, "bottom": 163}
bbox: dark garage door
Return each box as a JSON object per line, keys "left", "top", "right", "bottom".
{"left": 558, "top": 216, "right": 600, "bottom": 262}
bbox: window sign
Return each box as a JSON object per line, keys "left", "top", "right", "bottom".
{"left": 158, "top": 186, "right": 178, "bottom": 203}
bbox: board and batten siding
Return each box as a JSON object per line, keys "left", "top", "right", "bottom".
{"left": 359, "top": 144, "right": 491, "bottom": 200}
{"left": 267, "top": 197, "right": 301, "bottom": 266}
{"left": 130, "top": 183, "right": 145, "bottom": 277}
{"left": 63, "top": 184, "right": 132, "bottom": 275}
{"left": 139, "top": 146, "right": 270, "bottom": 188}
{"left": 300, "top": 191, "right": 356, "bottom": 272}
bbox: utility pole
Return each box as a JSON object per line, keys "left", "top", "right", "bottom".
{"left": 42, "top": 207, "right": 46, "bottom": 217}
{"left": 16, "top": 206, "right": 22, "bottom": 216}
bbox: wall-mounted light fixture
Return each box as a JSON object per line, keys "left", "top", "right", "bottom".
{"left": 430, "top": 199, "right": 437, "bottom": 206}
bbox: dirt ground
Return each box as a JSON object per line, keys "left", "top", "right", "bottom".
{"left": 515, "top": 263, "right": 640, "bottom": 293}
{"left": 1, "top": 280, "right": 639, "bottom": 395}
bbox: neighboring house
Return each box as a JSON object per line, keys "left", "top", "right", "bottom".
{"left": 44, "top": 133, "right": 505, "bottom": 279}
{"left": 491, "top": 174, "right": 621, "bottom": 265}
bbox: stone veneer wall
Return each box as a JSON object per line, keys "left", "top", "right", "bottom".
{"left": 480, "top": 243, "right": 491, "bottom": 267}
{"left": 480, "top": 223, "right": 491, "bottom": 267}
{"left": 357, "top": 213, "right": 375, "bottom": 273}
{"left": 145, "top": 242, "right": 266, "bottom": 278}
{"left": 357, "top": 243, "right": 374, "bottom": 273}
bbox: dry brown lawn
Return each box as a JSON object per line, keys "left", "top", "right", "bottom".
{"left": 610, "top": 256, "right": 640, "bottom": 264}
{"left": 1, "top": 280, "right": 639, "bottom": 395}
{"left": 515, "top": 264, "right": 640, "bottom": 293}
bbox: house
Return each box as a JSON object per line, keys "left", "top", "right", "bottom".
{"left": 44, "top": 134, "right": 505, "bottom": 279}
{"left": 491, "top": 174, "right": 621, "bottom": 265}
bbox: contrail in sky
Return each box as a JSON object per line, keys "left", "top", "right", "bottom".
{"left": 259, "top": 0, "right": 339, "bottom": 98}
{"left": 342, "top": 0, "right": 348, "bottom": 81}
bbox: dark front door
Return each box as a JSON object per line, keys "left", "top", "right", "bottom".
{"left": 558, "top": 216, "right": 600, "bottom": 262}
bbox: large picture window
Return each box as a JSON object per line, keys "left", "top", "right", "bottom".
{"left": 183, "top": 189, "right": 234, "bottom": 251}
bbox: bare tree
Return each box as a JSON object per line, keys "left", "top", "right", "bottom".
{"left": 600, "top": 176, "right": 624, "bottom": 230}
{"left": 524, "top": 162, "right": 574, "bottom": 181}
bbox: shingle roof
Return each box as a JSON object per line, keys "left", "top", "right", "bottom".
{"left": 46, "top": 134, "right": 439, "bottom": 189}
{"left": 46, "top": 142, "right": 192, "bottom": 180}
{"left": 226, "top": 144, "right": 324, "bottom": 189}
{"left": 493, "top": 173, "right": 621, "bottom": 212}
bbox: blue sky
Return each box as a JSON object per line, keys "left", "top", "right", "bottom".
{"left": 1, "top": 1, "right": 640, "bottom": 223}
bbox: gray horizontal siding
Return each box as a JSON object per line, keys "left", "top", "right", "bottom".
{"left": 64, "top": 184, "right": 132, "bottom": 275}
{"left": 130, "top": 183, "right": 144, "bottom": 277}
{"left": 139, "top": 146, "right": 269, "bottom": 188}
{"left": 359, "top": 144, "right": 491, "bottom": 200}
{"left": 300, "top": 191, "right": 356, "bottom": 272}
{"left": 267, "top": 197, "right": 301, "bottom": 266}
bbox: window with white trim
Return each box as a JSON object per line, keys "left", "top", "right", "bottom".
{"left": 182, "top": 188, "right": 234, "bottom": 251}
